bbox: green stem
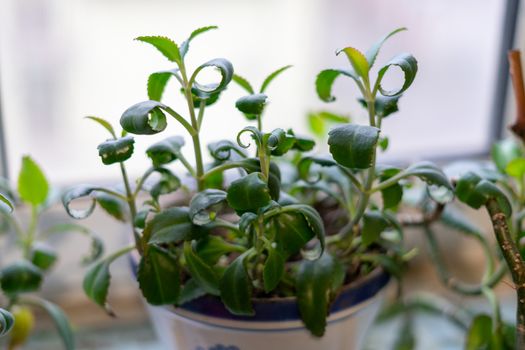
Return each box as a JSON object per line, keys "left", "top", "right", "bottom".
{"left": 197, "top": 101, "right": 206, "bottom": 130}
{"left": 423, "top": 227, "right": 504, "bottom": 295}
{"left": 200, "top": 161, "right": 246, "bottom": 181}
{"left": 486, "top": 199, "right": 525, "bottom": 347}
{"left": 133, "top": 167, "right": 155, "bottom": 198}
{"left": 257, "top": 114, "right": 262, "bottom": 131}
{"left": 163, "top": 106, "right": 196, "bottom": 136}
{"left": 23, "top": 206, "right": 38, "bottom": 258}
{"left": 94, "top": 188, "right": 128, "bottom": 201}
{"left": 180, "top": 65, "right": 205, "bottom": 191}
{"left": 178, "top": 152, "right": 197, "bottom": 178}
{"left": 343, "top": 90, "right": 377, "bottom": 237}
{"left": 119, "top": 162, "right": 141, "bottom": 254}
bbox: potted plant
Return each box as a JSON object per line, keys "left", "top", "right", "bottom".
{"left": 0, "top": 156, "right": 101, "bottom": 349}
{"left": 62, "top": 26, "right": 452, "bottom": 349}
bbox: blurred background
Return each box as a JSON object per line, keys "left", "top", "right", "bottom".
{"left": 0, "top": 0, "right": 522, "bottom": 349}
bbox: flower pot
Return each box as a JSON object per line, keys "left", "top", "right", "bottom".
{"left": 134, "top": 253, "right": 390, "bottom": 350}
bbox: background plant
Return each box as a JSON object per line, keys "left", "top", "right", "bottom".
{"left": 0, "top": 156, "right": 103, "bottom": 349}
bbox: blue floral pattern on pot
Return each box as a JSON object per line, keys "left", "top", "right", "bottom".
{"left": 195, "top": 345, "right": 240, "bottom": 350}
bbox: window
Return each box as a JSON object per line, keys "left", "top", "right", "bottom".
{"left": 0, "top": 0, "right": 515, "bottom": 184}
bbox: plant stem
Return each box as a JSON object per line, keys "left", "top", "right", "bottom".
{"left": 119, "top": 162, "right": 141, "bottom": 254}
{"left": 201, "top": 161, "right": 245, "bottom": 181}
{"left": 132, "top": 167, "right": 155, "bottom": 198}
{"left": 486, "top": 198, "right": 525, "bottom": 347}
{"left": 180, "top": 65, "right": 205, "bottom": 191}
{"left": 343, "top": 90, "right": 377, "bottom": 237}
{"left": 423, "top": 227, "right": 505, "bottom": 295}
{"left": 23, "top": 205, "right": 38, "bottom": 258}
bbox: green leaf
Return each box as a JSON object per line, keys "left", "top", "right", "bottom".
{"left": 376, "top": 53, "right": 418, "bottom": 96}
{"left": 30, "top": 243, "right": 57, "bottom": 270}
{"left": 226, "top": 172, "right": 272, "bottom": 214}
{"left": 328, "top": 124, "right": 380, "bottom": 169}
{"left": 0, "top": 261, "right": 42, "bottom": 295}
{"left": 260, "top": 65, "right": 292, "bottom": 93}
{"left": 362, "top": 211, "right": 389, "bottom": 246}
{"left": 492, "top": 139, "right": 522, "bottom": 173}
{"left": 393, "top": 318, "right": 416, "bottom": 350}
{"left": 465, "top": 314, "right": 492, "bottom": 350}
{"left": 138, "top": 245, "right": 180, "bottom": 305}
{"left": 316, "top": 69, "right": 360, "bottom": 102}
{"left": 394, "top": 162, "right": 454, "bottom": 202}
{"left": 147, "top": 69, "right": 180, "bottom": 101}
{"left": 44, "top": 223, "right": 104, "bottom": 266}
{"left": 95, "top": 192, "right": 127, "bottom": 222}
{"left": 239, "top": 158, "right": 282, "bottom": 201}
{"left": 120, "top": 100, "right": 168, "bottom": 135}
{"left": 365, "top": 27, "right": 407, "bottom": 68}
{"left": 183, "top": 241, "right": 219, "bottom": 295}
{"left": 21, "top": 297, "right": 74, "bottom": 350}
{"left": 456, "top": 172, "right": 511, "bottom": 216}
{"left": 145, "top": 207, "right": 205, "bottom": 245}
{"left": 296, "top": 253, "right": 344, "bottom": 337}
{"left": 292, "top": 134, "right": 316, "bottom": 152}
{"left": 336, "top": 47, "right": 369, "bottom": 80}
{"left": 273, "top": 213, "right": 314, "bottom": 255}
{"left": 178, "top": 279, "right": 206, "bottom": 305}
{"left": 359, "top": 95, "right": 401, "bottom": 118}
{"left": 297, "top": 156, "right": 338, "bottom": 183}
{"left": 18, "top": 156, "right": 49, "bottom": 206}
{"left": 307, "top": 111, "right": 349, "bottom": 138}
{"left": 135, "top": 36, "right": 181, "bottom": 65}
{"left": 440, "top": 206, "right": 483, "bottom": 236}
{"left": 180, "top": 26, "right": 218, "bottom": 59}
{"left": 506, "top": 158, "right": 525, "bottom": 180}
{"left": 263, "top": 245, "right": 284, "bottom": 293}
{"left": 219, "top": 251, "right": 254, "bottom": 316}
{"left": 191, "top": 58, "right": 234, "bottom": 97}
{"left": 189, "top": 189, "right": 227, "bottom": 225}
{"left": 0, "top": 193, "right": 13, "bottom": 213}
{"left": 208, "top": 140, "right": 247, "bottom": 161}
{"left": 194, "top": 236, "right": 244, "bottom": 266}
{"left": 232, "top": 74, "right": 254, "bottom": 94}
{"left": 62, "top": 185, "right": 119, "bottom": 219}
{"left": 83, "top": 247, "right": 133, "bottom": 315}
{"left": 85, "top": 116, "right": 117, "bottom": 138}
{"left": 150, "top": 168, "right": 181, "bottom": 200}
{"left": 235, "top": 93, "right": 268, "bottom": 118}
{"left": 97, "top": 136, "right": 135, "bottom": 165}
{"left": 0, "top": 308, "right": 14, "bottom": 336}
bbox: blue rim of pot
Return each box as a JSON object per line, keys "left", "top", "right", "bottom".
{"left": 130, "top": 254, "right": 390, "bottom": 322}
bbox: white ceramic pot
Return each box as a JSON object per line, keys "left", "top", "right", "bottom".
{"left": 143, "top": 268, "right": 390, "bottom": 350}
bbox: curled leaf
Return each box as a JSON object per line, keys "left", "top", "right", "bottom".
{"left": 0, "top": 261, "right": 43, "bottom": 295}
{"left": 235, "top": 93, "right": 268, "bottom": 119}
{"left": 376, "top": 53, "right": 418, "bottom": 96}
{"left": 97, "top": 136, "right": 135, "bottom": 165}
{"left": 62, "top": 185, "right": 122, "bottom": 219}
{"left": 208, "top": 140, "right": 247, "bottom": 161}
{"left": 0, "top": 308, "right": 14, "bottom": 336}
{"left": 146, "top": 136, "right": 185, "bottom": 167}
{"left": 190, "top": 58, "right": 233, "bottom": 97}
{"left": 120, "top": 100, "right": 168, "bottom": 135}
{"left": 189, "top": 189, "right": 227, "bottom": 225}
